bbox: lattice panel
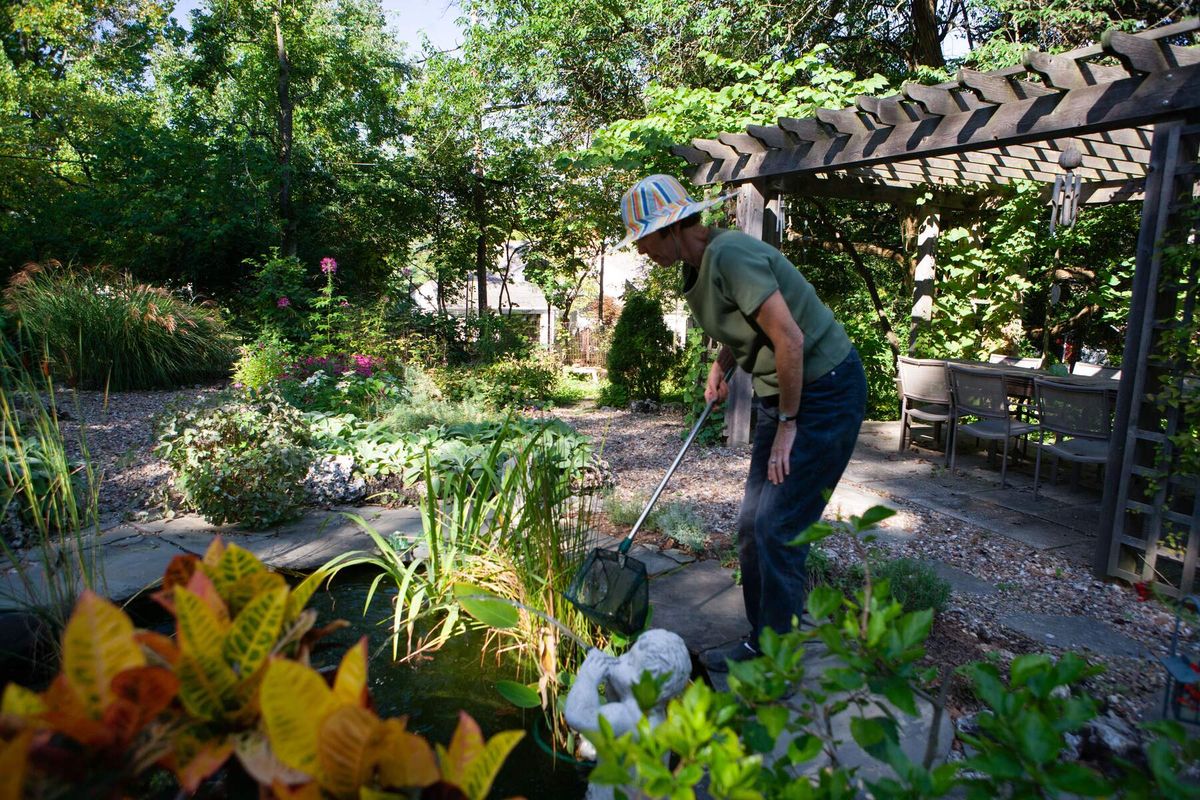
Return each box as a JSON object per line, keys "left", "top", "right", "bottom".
{"left": 1106, "top": 121, "right": 1200, "bottom": 597}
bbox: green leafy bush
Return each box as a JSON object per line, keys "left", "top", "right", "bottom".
{"left": 842, "top": 556, "right": 951, "bottom": 614}
{"left": 277, "top": 354, "right": 406, "bottom": 418}
{"left": 232, "top": 332, "right": 294, "bottom": 389}
{"left": 4, "top": 262, "right": 235, "bottom": 390}
{"left": 155, "top": 389, "right": 314, "bottom": 528}
{"left": 433, "top": 356, "right": 558, "bottom": 410}
{"left": 679, "top": 327, "right": 725, "bottom": 444}
{"left": 606, "top": 291, "right": 676, "bottom": 402}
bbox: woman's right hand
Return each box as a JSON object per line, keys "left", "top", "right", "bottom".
{"left": 705, "top": 361, "right": 729, "bottom": 405}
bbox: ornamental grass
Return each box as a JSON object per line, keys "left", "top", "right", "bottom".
{"left": 4, "top": 261, "right": 236, "bottom": 390}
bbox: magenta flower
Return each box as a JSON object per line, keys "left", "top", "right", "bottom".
{"left": 277, "top": 296, "right": 291, "bottom": 308}
{"left": 340, "top": 300, "right": 350, "bottom": 307}
{"left": 321, "top": 257, "right": 338, "bottom": 274}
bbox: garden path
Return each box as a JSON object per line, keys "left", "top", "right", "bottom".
{"left": 1, "top": 397, "right": 1185, "bottom": 730}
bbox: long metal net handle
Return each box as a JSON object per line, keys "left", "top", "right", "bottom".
{"left": 618, "top": 367, "right": 735, "bottom": 556}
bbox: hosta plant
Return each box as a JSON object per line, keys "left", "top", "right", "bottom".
{"left": 0, "top": 538, "right": 523, "bottom": 799}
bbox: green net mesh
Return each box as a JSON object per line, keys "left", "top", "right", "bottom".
{"left": 566, "top": 549, "right": 649, "bottom": 636}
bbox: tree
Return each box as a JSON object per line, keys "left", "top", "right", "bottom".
{"left": 607, "top": 290, "right": 676, "bottom": 402}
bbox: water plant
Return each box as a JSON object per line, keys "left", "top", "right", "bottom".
{"left": 322, "top": 417, "right": 604, "bottom": 748}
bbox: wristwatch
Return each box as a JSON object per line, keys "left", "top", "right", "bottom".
{"left": 778, "top": 411, "right": 798, "bottom": 424}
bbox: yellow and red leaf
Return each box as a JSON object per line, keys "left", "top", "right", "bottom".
{"left": 61, "top": 591, "right": 144, "bottom": 718}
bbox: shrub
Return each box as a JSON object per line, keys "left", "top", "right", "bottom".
{"left": 597, "top": 380, "right": 630, "bottom": 409}
{"left": 232, "top": 332, "right": 293, "bottom": 389}
{"left": 155, "top": 389, "right": 314, "bottom": 528}
{"left": 0, "top": 543, "right": 522, "bottom": 798}
{"left": 433, "top": 356, "right": 558, "bottom": 410}
{"left": 277, "top": 353, "right": 406, "bottom": 418}
{"left": 678, "top": 327, "right": 725, "bottom": 444}
{"left": 606, "top": 291, "right": 676, "bottom": 402}
{"left": 379, "top": 366, "right": 501, "bottom": 434}
{"left": 4, "top": 261, "right": 235, "bottom": 390}
{"left": 844, "top": 555, "right": 951, "bottom": 614}
{"left": 652, "top": 501, "right": 708, "bottom": 551}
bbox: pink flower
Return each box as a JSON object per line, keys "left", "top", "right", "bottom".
{"left": 321, "top": 257, "right": 338, "bottom": 274}
{"left": 277, "top": 296, "right": 291, "bottom": 308}
{"left": 340, "top": 300, "right": 350, "bottom": 307}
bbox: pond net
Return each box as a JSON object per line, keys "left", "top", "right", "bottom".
{"left": 565, "top": 549, "right": 649, "bottom": 637}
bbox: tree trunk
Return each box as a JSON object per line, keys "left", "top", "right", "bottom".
{"left": 910, "top": 0, "right": 945, "bottom": 68}
{"left": 473, "top": 141, "right": 487, "bottom": 315}
{"left": 274, "top": 3, "right": 296, "bottom": 257}
{"left": 598, "top": 247, "right": 605, "bottom": 325}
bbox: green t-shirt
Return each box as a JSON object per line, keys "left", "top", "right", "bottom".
{"left": 682, "top": 228, "right": 852, "bottom": 397}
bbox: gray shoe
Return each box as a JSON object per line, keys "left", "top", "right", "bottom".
{"left": 700, "top": 640, "right": 760, "bottom": 673}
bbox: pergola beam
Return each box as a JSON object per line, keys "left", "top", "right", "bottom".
{"left": 687, "top": 63, "right": 1200, "bottom": 187}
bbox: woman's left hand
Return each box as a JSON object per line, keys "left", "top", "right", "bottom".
{"left": 768, "top": 422, "right": 796, "bottom": 485}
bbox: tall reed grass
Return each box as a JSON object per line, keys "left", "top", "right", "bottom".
{"left": 0, "top": 339, "right": 103, "bottom": 664}
{"left": 4, "top": 261, "right": 236, "bottom": 389}
{"left": 323, "top": 418, "right": 602, "bottom": 747}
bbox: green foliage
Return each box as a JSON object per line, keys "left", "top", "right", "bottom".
{"left": 321, "top": 417, "right": 603, "bottom": 746}
{"left": 432, "top": 355, "right": 559, "bottom": 410}
{"left": 581, "top": 506, "right": 1200, "bottom": 798}
{"left": 0, "top": 339, "right": 101, "bottom": 644}
{"left": 679, "top": 327, "right": 726, "bottom": 444}
{"left": 232, "top": 332, "right": 294, "bottom": 390}
{"left": 844, "top": 557, "right": 952, "bottom": 615}
{"left": 569, "top": 45, "right": 888, "bottom": 174}
{"left": 923, "top": 187, "right": 1137, "bottom": 364}
{"left": 155, "top": 389, "right": 314, "bottom": 529}
{"left": 607, "top": 291, "right": 676, "bottom": 402}
{"left": 277, "top": 355, "right": 405, "bottom": 419}
{"left": 596, "top": 380, "right": 630, "bottom": 409}
{"left": 957, "top": 653, "right": 1110, "bottom": 798}
{"left": 3, "top": 262, "right": 235, "bottom": 390}
{"left": 650, "top": 501, "right": 708, "bottom": 552}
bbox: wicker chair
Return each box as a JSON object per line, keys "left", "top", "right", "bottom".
{"left": 947, "top": 365, "right": 1037, "bottom": 487}
{"left": 1071, "top": 361, "right": 1122, "bottom": 380}
{"left": 1032, "top": 378, "right": 1114, "bottom": 498}
{"left": 987, "top": 353, "right": 1047, "bottom": 370}
{"left": 897, "top": 357, "right": 951, "bottom": 457}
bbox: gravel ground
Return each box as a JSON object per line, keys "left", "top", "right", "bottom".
{"left": 60, "top": 393, "right": 1192, "bottom": 720}
{"left": 551, "top": 404, "right": 1189, "bottom": 722}
{"left": 54, "top": 386, "right": 223, "bottom": 523}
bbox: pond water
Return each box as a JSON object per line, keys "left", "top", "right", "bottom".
{"left": 305, "top": 568, "right": 591, "bottom": 798}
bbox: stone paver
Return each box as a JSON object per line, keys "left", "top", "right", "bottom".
{"left": 930, "top": 561, "right": 997, "bottom": 596}
{"left": 998, "top": 612, "right": 1146, "bottom": 659}
{"left": 648, "top": 560, "right": 745, "bottom": 653}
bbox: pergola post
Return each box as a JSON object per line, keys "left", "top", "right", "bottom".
{"left": 909, "top": 210, "right": 940, "bottom": 354}
{"left": 727, "top": 182, "right": 782, "bottom": 445}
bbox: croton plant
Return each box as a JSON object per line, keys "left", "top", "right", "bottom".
{"left": 0, "top": 539, "right": 522, "bottom": 799}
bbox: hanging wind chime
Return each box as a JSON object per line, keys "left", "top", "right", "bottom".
{"left": 1044, "top": 144, "right": 1084, "bottom": 362}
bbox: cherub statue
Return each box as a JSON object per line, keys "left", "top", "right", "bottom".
{"left": 564, "top": 629, "right": 692, "bottom": 800}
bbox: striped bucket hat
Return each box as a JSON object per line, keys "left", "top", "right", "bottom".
{"left": 613, "top": 174, "right": 729, "bottom": 251}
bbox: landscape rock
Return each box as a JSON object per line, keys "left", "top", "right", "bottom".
{"left": 304, "top": 455, "right": 366, "bottom": 506}
{"left": 1083, "top": 712, "right": 1140, "bottom": 760}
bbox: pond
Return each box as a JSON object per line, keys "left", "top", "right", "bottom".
{"left": 305, "top": 567, "right": 591, "bottom": 798}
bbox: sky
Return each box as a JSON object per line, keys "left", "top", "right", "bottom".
{"left": 170, "top": 0, "right": 465, "bottom": 53}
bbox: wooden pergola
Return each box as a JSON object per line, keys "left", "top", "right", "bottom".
{"left": 671, "top": 19, "right": 1200, "bottom": 595}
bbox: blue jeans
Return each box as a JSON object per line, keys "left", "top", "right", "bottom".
{"left": 737, "top": 349, "right": 867, "bottom": 642}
